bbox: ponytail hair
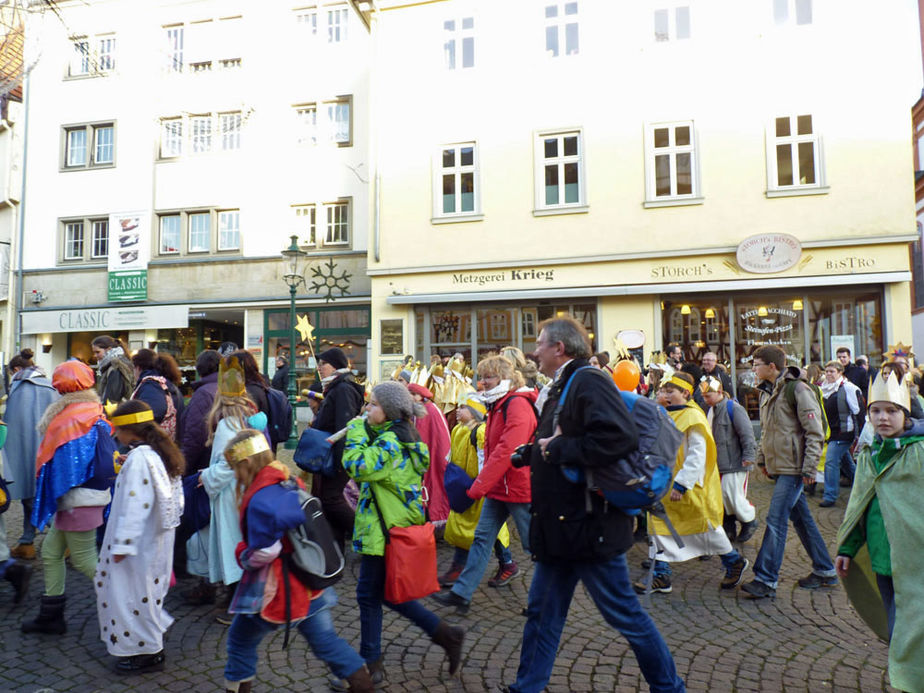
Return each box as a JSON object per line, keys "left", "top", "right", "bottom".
{"left": 92, "top": 335, "right": 126, "bottom": 353}
{"left": 110, "top": 400, "right": 186, "bottom": 478}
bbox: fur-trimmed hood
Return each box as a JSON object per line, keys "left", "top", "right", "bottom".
{"left": 37, "top": 389, "right": 101, "bottom": 436}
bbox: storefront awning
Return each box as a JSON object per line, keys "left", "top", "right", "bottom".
{"left": 386, "top": 271, "right": 912, "bottom": 305}
{"left": 21, "top": 304, "right": 190, "bottom": 335}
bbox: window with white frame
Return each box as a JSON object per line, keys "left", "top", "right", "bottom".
{"left": 293, "top": 202, "right": 350, "bottom": 247}
{"left": 768, "top": 114, "right": 824, "bottom": 192}
{"left": 773, "top": 0, "right": 812, "bottom": 26}
{"left": 436, "top": 143, "right": 478, "bottom": 217}
{"left": 157, "top": 209, "right": 242, "bottom": 256}
{"left": 63, "top": 122, "right": 115, "bottom": 169}
{"left": 444, "top": 17, "right": 474, "bottom": 69}
{"left": 325, "top": 202, "right": 349, "bottom": 245}
{"left": 327, "top": 6, "right": 348, "bottom": 43}
{"left": 67, "top": 34, "right": 116, "bottom": 77}
{"left": 646, "top": 121, "right": 698, "bottom": 201}
{"left": 295, "top": 7, "right": 318, "bottom": 34}
{"left": 654, "top": 6, "right": 691, "bottom": 42}
{"left": 165, "top": 26, "right": 184, "bottom": 72}
{"left": 218, "top": 210, "right": 240, "bottom": 250}
{"left": 294, "top": 205, "right": 317, "bottom": 245}
{"left": 535, "top": 131, "right": 583, "bottom": 210}
{"left": 60, "top": 217, "right": 109, "bottom": 263}
{"left": 545, "top": 2, "right": 579, "bottom": 57}
{"left": 293, "top": 97, "right": 352, "bottom": 146}
{"left": 160, "top": 112, "right": 241, "bottom": 158}
{"left": 163, "top": 17, "right": 242, "bottom": 73}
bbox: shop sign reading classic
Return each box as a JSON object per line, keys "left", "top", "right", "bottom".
{"left": 21, "top": 305, "right": 189, "bottom": 335}
{"left": 736, "top": 233, "right": 801, "bottom": 274}
{"left": 451, "top": 268, "right": 555, "bottom": 286}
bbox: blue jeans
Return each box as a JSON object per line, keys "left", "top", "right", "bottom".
{"left": 19, "top": 498, "right": 36, "bottom": 544}
{"left": 822, "top": 440, "right": 856, "bottom": 503}
{"left": 752, "top": 475, "right": 835, "bottom": 588}
{"left": 654, "top": 549, "right": 743, "bottom": 578}
{"left": 356, "top": 554, "right": 440, "bottom": 663}
{"left": 512, "top": 554, "right": 685, "bottom": 693}
{"left": 452, "top": 540, "right": 513, "bottom": 568}
{"left": 451, "top": 498, "right": 531, "bottom": 602}
{"left": 224, "top": 588, "right": 364, "bottom": 683}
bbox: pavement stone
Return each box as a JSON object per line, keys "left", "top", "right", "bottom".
{"left": 0, "top": 463, "right": 898, "bottom": 692}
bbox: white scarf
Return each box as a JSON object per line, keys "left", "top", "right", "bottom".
{"left": 321, "top": 367, "right": 352, "bottom": 390}
{"left": 479, "top": 380, "right": 512, "bottom": 405}
{"left": 820, "top": 376, "right": 843, "bottom": 398}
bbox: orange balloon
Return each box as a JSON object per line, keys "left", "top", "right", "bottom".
{"left": 612, "top": 360, "right": 640, "bottom": 392}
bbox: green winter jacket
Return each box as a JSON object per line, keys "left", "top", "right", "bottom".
{"left": 342, "top": 417, "right": 430, "bottom": 556}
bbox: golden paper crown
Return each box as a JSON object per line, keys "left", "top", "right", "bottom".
{"left": 665, "top": 374, "right": 694, "bottom": 393}
{"left": 868, "top": 370, "right": 911, "bottom": 413}
{"left": 110, "top": 409, "right": 155, "bottom": 427}
{"left": 224, "top": 432, "right": 271, "bottom": 464}
{"left": 219, "top": 357, "right": 247, "bottom": 397}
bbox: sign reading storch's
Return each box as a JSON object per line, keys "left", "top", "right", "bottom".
{"left": 108, "top": 211, "right": 150, "bottom": 301}
{"left": 735, "top": 233, "right": 801, "bottom": 274}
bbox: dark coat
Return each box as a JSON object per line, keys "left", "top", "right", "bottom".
{"left": 133, "top": 370, "right": 185, "bottom": 434}
{"left": 246, "top": 381, "right": 269, "bottom": 419}
{"left": 313, "top": 373, "right": 364, "bottom": 469}
{"left": 708, "top": 397, "right": 756, "bottom": 474}
{"left": 529, "top": 359, "right": 639, "bottom": 564}
{"left": 844, "top": 362, "right": 869, "bottom": 399}
{"left": 180, "top": 372, "right": 218, "bottom": 472}
{"left": 702, "top": 365, "right": 734, "bottom": 397}
{"left": 271, "top": 364, "right": 289, "bottom": 393}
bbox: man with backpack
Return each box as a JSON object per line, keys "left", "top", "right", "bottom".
{"left": 740, "top": 345, "right": 837, "bottom": 599}
{"left": 499, "top": 317, "right": 684, "bottom": 693}
{"left": 819, "top": 359, "right": 862, "bottom": 507}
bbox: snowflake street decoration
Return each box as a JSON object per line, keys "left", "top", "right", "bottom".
{"left": 309, "top": 259, "right": 352, "bottom": 302}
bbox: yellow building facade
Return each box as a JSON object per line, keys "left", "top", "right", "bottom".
{"left": 366, "top": 0, "right": 921, "bottom": 385}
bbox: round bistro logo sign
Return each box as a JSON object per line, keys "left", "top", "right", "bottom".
{"left": 735, "top": 233, "right": 801, "bottom": 274}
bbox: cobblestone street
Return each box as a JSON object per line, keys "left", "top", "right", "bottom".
{"left": 1, "top": 464, "right": 896, "bottom": 692}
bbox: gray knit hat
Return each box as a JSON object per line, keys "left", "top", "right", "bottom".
{"left": 373, "top": 381, "right": 424, "bottom": 421}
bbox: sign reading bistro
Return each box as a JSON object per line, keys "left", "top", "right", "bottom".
{"left": 736, "top": 233, "right": 801, "bottom": 274}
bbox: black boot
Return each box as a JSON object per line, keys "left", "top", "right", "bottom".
{"left": 115, "top": 650, "right": 165, "bottom": 674}
{"left": 722, "top": 513, "right": 737, "bottom": 543}
{"left": 21, "top": 594, "right": 67, "bottom": 634}
{"left": 4, "top": 561, "right": 33, "bottom": 604}
{"left": 432, "top": 620, "right": 465, "bottom": 675}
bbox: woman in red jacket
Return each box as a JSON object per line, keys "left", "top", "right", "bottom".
{"left": 432, "top": 356, "right": 536, "bottom": 613}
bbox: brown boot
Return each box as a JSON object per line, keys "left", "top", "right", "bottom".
{"left": 431, "top": 620, "right": 465, "bottom": 675}
{"left": 346, "top": 665, "right": 374, "bottom": 692}
{"left": 11, "top": 543, "right": 36, "bottom": 560}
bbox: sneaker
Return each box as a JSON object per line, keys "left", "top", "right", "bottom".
{"left": 215, "top": 613, "right": 233, "bottom": 626}
{"left": 640, "top": 559, "right": 652, "bottom": 570}
{"left": 633, "top": 575, "right": 672, "bottom": 594}
{"left": 438, "top": 564, "right": 463, "bottom": 588}
{"left": 10, "top": 544, "right": 36, "bottom": 560}
{"left": 797, "top": 573, "right": 838, "bottom": 590}
{"left": 488, "top": 562, "right": 520, "bottom": 588}
{"left": 720, "top": 558, "right": 749, "bottom": 589}
{"left": 819, "top": 499, "right": 836, "bottom": 508}
{"left": 736, "top": 518, "right": 759, "bottom": 544}
{"left": 740, "top": 580, "right": 775, "bottom": 599}
{"left": 431, "top": 589, "right": 471, "bottom": 614}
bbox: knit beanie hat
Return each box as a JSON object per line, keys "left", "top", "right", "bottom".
{"left": 318, "top": 347, "right": 349, "bottom": 370}
{"left": 461, "top": 394, "right": 486, "bottom": 422}
{"left": 373, "top": 381, "right": 420, "bottom": 421}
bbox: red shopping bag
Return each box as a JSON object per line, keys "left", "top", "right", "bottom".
{"left": 383, "top": 522, "right": 440, "bottom": 604}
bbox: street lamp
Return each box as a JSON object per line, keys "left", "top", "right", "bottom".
{"left": 281, "top": 234, "right": 307, "bottom": 449}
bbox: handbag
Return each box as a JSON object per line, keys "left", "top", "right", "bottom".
{"left": 370, "top": 484, "right": 440, "bottom": 604}
{"left": 293, "top": 428, "right": 336, "bottom": 476}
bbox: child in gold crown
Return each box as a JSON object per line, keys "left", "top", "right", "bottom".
{"left": 836, "top": 369, "right": 924, "bottom": 692}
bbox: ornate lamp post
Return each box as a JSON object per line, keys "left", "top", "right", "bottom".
{"left": 281, "top": 235, "right": 307, "bottom": 449}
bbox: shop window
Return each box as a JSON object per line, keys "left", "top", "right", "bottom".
{"left": 434, "top": 142, "right": 480, "bottom": 220}
{"left": 767, "top": 114, "right": 827, "bottom": 196}
{"left": 653, "top": 6, "right": 690, "bottom": 42}
{"left": 545, "top": 2, "right": 579, "bottom": 57}
{"left": 59, "top": 216, "right": 110, "bottom": 264}
{"left": 535, "top": 130, "right": 585, "bottom": 214}
{"left": 444, "top": 17, "right": 474, "bottom": 69}
{"left": 645, "top": 121, "right": 701, "bottom": 207}
{"left": 62, "top": 122, "right": 115, "bottom": 170}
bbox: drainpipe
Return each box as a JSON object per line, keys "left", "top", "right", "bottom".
{"left": 13, "top": 71, "right": 29, "bottom": 353}
{"left": 371, "top": 0, "right": 381, "bottom": 262}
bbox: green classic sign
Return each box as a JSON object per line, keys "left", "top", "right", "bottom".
{"left": 108, "top": 270, "right": 148, "bottom": 301}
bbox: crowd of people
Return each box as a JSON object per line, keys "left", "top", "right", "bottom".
{"left": 0, "top": 327, "right": 922, "bottom": 692}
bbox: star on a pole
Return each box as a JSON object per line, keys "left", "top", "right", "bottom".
{"left": 295, "top": 314, "right": 314, "bottom": 343}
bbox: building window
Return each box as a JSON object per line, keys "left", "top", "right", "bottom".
{"left": 325, "top": 202, "right": 349, "bottom": 245}
{"left": 545, "top": 2, "right": 579, "bottom": 57}
{"left": 160, "top": 112, "right": 241, "bottom": 158}
{"left": 62, "top": 122, "right": 115, "bottom": 169}
{"left": 327, "top": 6, "right": 348, "bottom": 43}
{"left": 774, "top": 0, "right": 812, "bottom": 26}
{"left": 444, "top": 17, "right": 474, "bottom": 69}
{"left": 535, "top": 130, "right": 584, "bottom": 211}
{"left": 60, "top": 217, "right": 109, "bottom": 263}
{"left": 645, "top": 121, "right": 699, "bottom": 202}
{"left": 165, "top": 26, "right": 184, "bottom": 72}
{"left": 159, "top": 215, "right": 181, "bottom": 254}
{"left": 436, "top": 143, "right": 478, "bottom": 217}
{"left": 218, "top": 210, "right": 240, "bottom": 250}
{"left": 767, "top": 114, "right": 825, "bottom": 194}
{"left": 220, "top": 112, "right": 241, "bottom": 151}
{"left": 156, "top": 209, "right": 241, "bottom": 256}
{"left": 296, "top": 7, "right": 318, "bottom": 34}
{"left": 98, "top": 36, "right": 116, "bottom": 70}
{"left": 293, "top": 97, "right": 352, "bottom": 146}
{"left": 293, "top": 202, "right": 350, "bottom": 247}
{"left": 295, "top": 205, "right": 317, "bottom": 245}
{"left": 69, "top": 39, "right": 90, "bottom": 76}
{"left": 654, "top": 6, "right": 691, "bottom": 41}
{"left": 191, "top": 116, "right": 211, "bottom": 154}
{"left": 163, "top": 17, "right": 242, "bottom": 73}
{"left": 161, "top": 118, "right": 183, "bottom": 158}
{"left": 67, "top": 34, "right": 116, "bottom": 77}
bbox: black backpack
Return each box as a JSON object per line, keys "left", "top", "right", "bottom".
{"left": 266, "top": 387, "right": 295, "bottom": 446}
{"left": 281, "top": 479, "right": 344, "bottom": 590}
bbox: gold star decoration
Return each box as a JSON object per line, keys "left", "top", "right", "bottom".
{"left": 295, "top": 314, "right": 314, "bottom": 343}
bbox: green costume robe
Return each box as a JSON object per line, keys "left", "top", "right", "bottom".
{"left": 836, "top": 424, "right": 924, "bottom": 693}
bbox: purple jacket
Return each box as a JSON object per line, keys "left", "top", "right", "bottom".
{"left": 180, "top": 372, "right": 218, "bottom": 472}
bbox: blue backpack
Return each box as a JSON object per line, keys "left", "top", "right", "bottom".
{"left": 266, "top": 387, "right": 294, "bottom": 447}
{"left": 560, "top": 368, "right": 682, "bottom": 511}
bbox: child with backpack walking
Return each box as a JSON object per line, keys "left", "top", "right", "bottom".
{"left": 835, "top": 370, "right": 924, "bottom": 692}
{"left": 220, "top": 428, "right": 373, "bottom": 693}
{"left": 700, "top": 376, "right": 759, "bottom": 544}
{"left": 637, "top": 372, "right": 748, "bottom": 594}
{"left": 339, "top": 381, "right": 465, "bottom": 686}
{"left": 438, "top": 395, "right": 517, "bottom": 588}
{"left": 94, "top": 400, "right": 184, "bottom": 674}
